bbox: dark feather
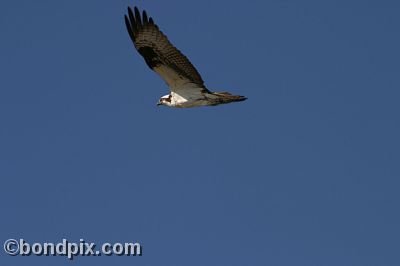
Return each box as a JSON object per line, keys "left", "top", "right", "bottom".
{"left": 127, "top": 7, "right": 137, "bottom": 35}
{"left": 124, "top": 16, "right": 135, "bottom": 41}
{"left": 142, "top": 10, "right": 148, "bottom": 24}
{"left": 134, "top": 7, "right": 142, "bottom": 28}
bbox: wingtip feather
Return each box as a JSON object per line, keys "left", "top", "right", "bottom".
{"left": 134, "top": 6, "right": 142, "bottom": 27}
{"left": 124, "top": 15, "right": 135, "bottom": 41}
{"left": 142, "top": 10, "right": 148, "bottom": 24}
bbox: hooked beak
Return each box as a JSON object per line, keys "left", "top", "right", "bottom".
{"left": 156, "top": 102, "right": 162, "bottom": 106}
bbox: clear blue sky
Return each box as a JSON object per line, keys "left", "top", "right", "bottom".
{"left": 1, "top": 0, "right": 399, "bottom": 265}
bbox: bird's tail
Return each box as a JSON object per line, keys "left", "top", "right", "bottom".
{"left": 212, "top": 92, "right": 247, "bottom": 104}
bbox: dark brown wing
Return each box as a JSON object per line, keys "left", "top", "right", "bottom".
{"left": 124, "top": 6, "right": 206, "bottom": 89}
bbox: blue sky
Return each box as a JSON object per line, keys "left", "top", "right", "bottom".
{"left": 1, "top": 0, "right": 399, "bottom": 265}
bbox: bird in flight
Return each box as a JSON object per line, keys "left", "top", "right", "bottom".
{"left": 124, "top": 6, "right": 247, "bottom": 108}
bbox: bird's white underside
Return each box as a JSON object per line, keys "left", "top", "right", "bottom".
{"left": 154, "top": 65, "right": 213, "bottom": 107}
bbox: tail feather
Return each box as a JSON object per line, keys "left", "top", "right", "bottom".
{"left": 211, "top": 92, "right": 247, "bottom": 105}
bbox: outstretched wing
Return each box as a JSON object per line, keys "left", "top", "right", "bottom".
{"left": 124, "top": 6, "right": 208, "bottom": 92}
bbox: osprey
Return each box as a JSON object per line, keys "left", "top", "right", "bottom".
{"left": 124, "top": 6, "right": 247, "bottom": 108}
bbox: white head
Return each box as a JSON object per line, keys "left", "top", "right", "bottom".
{"left": 157, "top": 94, "right": 173, "bottom": 106}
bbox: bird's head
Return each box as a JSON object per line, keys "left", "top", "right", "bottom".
{"left": 157, "top": 94, "right": 172, "bottom": 107}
